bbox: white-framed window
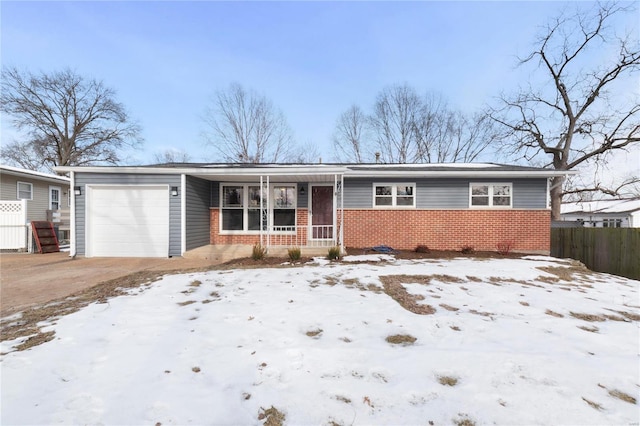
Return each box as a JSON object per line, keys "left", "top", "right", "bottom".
{"left": 220, "top": 183, "right": 296, "bottom": 233}
{"left": 17, "top": 182, "right": 33, "bottom": 200}
{"left": 602, "top": 218, "right": 622, "bottom": 228}
{"left": 49, "top": 186, "right": 61, "bottom": 210}
{"left": 373, "top": 183, "right": 416, "bottom": 208}
{"left": 470, "top": 183, "right": 512, "bottom": 208}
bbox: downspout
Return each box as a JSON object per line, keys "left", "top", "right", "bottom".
{"left": 69, "top": 171, "right": 76, "bottom": 258}
{"left": 340, "top": 173, "right": 344, "bottom": 254}
{"left": 181, "top": 174, "right": 186, "bottom": 256}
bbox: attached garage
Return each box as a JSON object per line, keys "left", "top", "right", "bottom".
{"left": 86, "top": 185, "right": 170, "bottom": 257}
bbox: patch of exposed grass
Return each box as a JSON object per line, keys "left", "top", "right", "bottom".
{"left": 258, "top": 406, "right": 286, "bottom": 426}
{"left": 15, "top": 330, "right": 55, "bottom": 351}
{"left": 430, "top": 274, "right": 464, "bottom": 283}
{"left": 603, "top": 314, "right": 626, "bottom": 321}
{"left": 306, "top": 328, "right": 323, "bottom": 338}
{"left": 609, "top": 389, "right": 637, "bottom": 404}
{"left": 545, "top": 309, "right": 564, "bottom": 318}
{"left": 385, "top": 334, "right": 417, "bottom": 346}
{"left": 466, "top": 275, "right": 482, "bottom": 282}
{"left": 582, "top": 397, "right": 603, "bottom": 410}
{"left": 578, "top": 325, "right": 599, "bottom": 333}
{"left": 380, "top": 275, "right": 436, "bottom": 315}
{"left": 334, "top": 395, "right": 352, "bottom": 404}
{"left": 519, "top": 301, "right": 530, "bottom": 306}
{"left": 177, "top": 300, "right": 196, "bottom": 306}
{"left": 192, "top": 366, "right": 201, "bottom": 373}
{"left": 323, "top": 276, "right": 339, "bottom": 286}
{"left": 453, "top": 414, "right": 476, "bottom": 426}
{"left": 189, "top": 280, "right": 202, "bottom": 287}
{"left": 469, "top": 309, "right": 493, "bottom": 317}
{"left": 440, "top": 303, "right": 459, "bottom": 312}
{"left": 450, "top": 325, "right": 461, "bottom": 331}
{"left": 437, "top": 375, "right": 459, "bottom": 386}
{"left": 570, "top": 312, "right": 606, "bottom": 322}
{"left": 604, "top": 308, "right": 640, "bottom": 322}
{"left": 537, "top": 264, "right": 593, "bottom": 282}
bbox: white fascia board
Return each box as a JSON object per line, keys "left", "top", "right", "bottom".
{"left": 54, "top": 165, "right": 349, "bottom": 176}
{"left": 344, "top": 169, "right": 577, "bottom": 178}
{"left": 2, "top": 165, "right": 71, "bottom": 183}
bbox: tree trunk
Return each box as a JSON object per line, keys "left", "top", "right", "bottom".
{"left": 550, "top": 175, "right": 565, "bottom": 221}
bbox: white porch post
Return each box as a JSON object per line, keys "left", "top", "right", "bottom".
{"left": 260, "top": 175, "right": 270, "bottom": 250}
{"left": 340, "top": 173, "right": 344, "bottom": 253}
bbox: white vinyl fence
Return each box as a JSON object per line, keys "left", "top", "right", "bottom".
{"left": 0, "top": 200, "right": 28, "bottom": 251}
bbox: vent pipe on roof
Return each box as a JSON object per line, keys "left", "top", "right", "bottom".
{"left": 375, "top": 152, "right": 381, "bottom": 163}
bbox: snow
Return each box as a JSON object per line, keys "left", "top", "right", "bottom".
{"left": 2, "top": 256, "right": 639, "bottom": 425}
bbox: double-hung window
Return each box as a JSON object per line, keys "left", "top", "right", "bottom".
{"left": 373, "top": 183, "right": 416, "bottom": 208}
{"left": 220, "top": 184, "right": 296, "bottom": 233}
{"left": 470, "top": 183, "right": 512, "bottom": 207}
{"left": 602, "top": 218, "right": 622, "bottom": 228}
{"left": 272, "top": 186, "right": 296, "bottom": 230}
{"left": 17, "top": 182, "right": 33, "bottom": 200}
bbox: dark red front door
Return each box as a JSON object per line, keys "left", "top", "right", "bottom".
{"left": 311, "top": 186, "right": 333, "bottom": 239}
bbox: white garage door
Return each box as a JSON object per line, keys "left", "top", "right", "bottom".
{"left": 87, "top": 185, "right": 170, "bottom": 257}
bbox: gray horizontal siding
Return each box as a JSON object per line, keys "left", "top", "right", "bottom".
{"left": 185, "top": 176, "right": 210, "bottom": 250}
{"left": 343, "top": 178, "right": 548, "bottom": 209}
{"left": 74, "top": 173, "right": 182, "bottom": 257}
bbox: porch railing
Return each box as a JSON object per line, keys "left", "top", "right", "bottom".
{"left": 265, "top": 225, "right": 337, "bottom": 248}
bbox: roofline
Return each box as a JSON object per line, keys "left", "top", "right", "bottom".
{"left": 54, "top": 164, "right": 576, "bottom": 178}
{"left": 54, "top": 165, "right": 349, "bottom": 176}
{"left": 343, "top": 169, "right": 576, "bottom": 178}
{"left": 1, "top": 165, "right": 70, "bottom": 183}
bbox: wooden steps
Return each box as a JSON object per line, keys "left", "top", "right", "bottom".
{"left": 31, "top": 221, "right": 60, "bottom": 254}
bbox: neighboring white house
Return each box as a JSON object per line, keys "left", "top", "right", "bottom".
{"left": 560, "top": 199, "right": 640, "bottom": 228}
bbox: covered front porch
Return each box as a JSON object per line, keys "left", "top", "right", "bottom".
{"left": 189, "top": 165, "right": 346, "bottom": 253}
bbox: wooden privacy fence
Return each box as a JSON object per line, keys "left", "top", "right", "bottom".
{"left": 551, "top": 228, "right": 640, "bottom": 280}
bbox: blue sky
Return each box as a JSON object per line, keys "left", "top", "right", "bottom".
{"left": 1, "top": 1, "right": 637, "bottom": 172}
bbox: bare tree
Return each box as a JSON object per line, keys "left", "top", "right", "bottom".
{"left": 334, "top": 87, "right": 495, "bottom": 164}
{"left": 151, "top": 149, "right": 191, "bottom": 164}
{"left": 1, "top": 67, "right": 142, "bottom": 173}
{"left": 202, "top": 83, "right": 294, "bottom": 163}
{"left": 489, "top": 3, "right": 640, "bottom": 219}
{"left": 370, "top": 84, "right": 422, "bottom": 163}
{"left": 332, "top": 105, "right": 369, "bottom": 163}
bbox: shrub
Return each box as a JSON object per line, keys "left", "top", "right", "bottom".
{"left": 252, "top": 243, "right": 267, "bottom": 260}
{"left": 287, "top": 247, "right": 301, "bottom": 262}
{"left": 460, "top": 245, "right": 475, "bottom": 255}
{"left": 415, "top": 244, "right": 430, "bottom": 253}
{"left": 327, "top": 246, "right": 342, "bottom": 260}
{"left": 496, "top": 240, "right": 514, "bottom": 255}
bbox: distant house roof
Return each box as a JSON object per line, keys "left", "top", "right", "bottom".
{"left": 1, "top": 164, "right": 70, "bottom": 184}
{"left": 55, "top": 162, "right": 574, "bottom": 179}
{"left": 561, "top": 199, "right": 640, "bottom": 215}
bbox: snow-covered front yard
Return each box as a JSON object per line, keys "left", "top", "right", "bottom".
{"left": 1, "top": 255, "right": 638, "bottom": 425}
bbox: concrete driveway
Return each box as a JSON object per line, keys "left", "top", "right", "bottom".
{"left": 0, "top": 252, "right": 219, "bottom": 315}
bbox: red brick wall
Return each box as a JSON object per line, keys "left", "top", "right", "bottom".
{"left": 343, "top": 209, "right": 550, "bottom": 253}
{"left": 210, "top": 208, "right": 550, "bottom": 253}
{"left": 209, "top": 208, "right": 309, "bottom": 245}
